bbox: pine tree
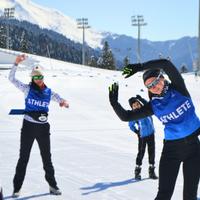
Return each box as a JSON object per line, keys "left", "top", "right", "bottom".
{"left": 180, "top": 63, "right": 188, "bottom": 73}
{"left": 19, "top": 30, "right": 29, "bottom": 53}
{"left": 88, "top": 55, "right": 98, "bottom": 67}
{"left": 0, "top": 25, "right": 6, "bottom": 48}
{"left": 123, "top": 56, "right": 129, "bottom": 67}
{"left": 99, "top": 41, "right": 116, "bottom": 70}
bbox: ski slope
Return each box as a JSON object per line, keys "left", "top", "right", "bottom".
{"left": 0, "top": 54, "right": 200, "bottom": 199}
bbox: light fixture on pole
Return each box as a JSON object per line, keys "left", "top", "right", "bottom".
{"left": 4, "top": 7, "right": 15, "bottom": 49}
{"left": 76, "top": 18, "right": 90, "bottom": 65}
{"left": 131, "top": 15, "right": 147, "bottom": 63}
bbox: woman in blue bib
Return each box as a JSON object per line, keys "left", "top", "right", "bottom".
{"left": 9, "top": 54, "right": 69, "bottom": 197}
{"left": 109, "top": 59, "right": 200, "bottom": 200}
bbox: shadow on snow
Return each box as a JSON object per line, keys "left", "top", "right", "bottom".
{"left": 80, "top": 178, "right": 149, "bottom": 195}
{"left": 4, "top": 192, "right": 50, "bottom": 199}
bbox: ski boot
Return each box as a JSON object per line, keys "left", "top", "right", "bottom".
{"left": 134, "top": 165, "right": 141, "bottom": 180}
{"left": 49, "top": 186, "right": 62, "bottom": 195}
{"left": 149, "top": 165, "right": 158, "bottom": 180}
{"left": 12, "top": 189, "right": 20, "bottom": 198}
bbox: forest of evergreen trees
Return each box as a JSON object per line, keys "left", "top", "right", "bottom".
{"left": 0, "top": 19, "right": 118, "bottom": 70}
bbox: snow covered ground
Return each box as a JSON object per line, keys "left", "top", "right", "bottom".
{"left": 0, "top": 55, "right": 200, "bottom": 199}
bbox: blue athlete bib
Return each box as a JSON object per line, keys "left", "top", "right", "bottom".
{"left": 25, "top": 86, "right": 51, "bottom": 112}
{"left": 151, "top": 88, "right": 200, "bottom": 140}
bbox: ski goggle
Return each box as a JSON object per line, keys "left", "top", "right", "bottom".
{"left": 32, "top": 75, "right": 44, "bottom": 80}
{"left": 145, "top": 72, "right": 163, "bottom": 89}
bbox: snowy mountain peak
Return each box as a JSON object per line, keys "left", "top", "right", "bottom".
{"left": 0, "top": 0, "right": 104, "bottom": 48}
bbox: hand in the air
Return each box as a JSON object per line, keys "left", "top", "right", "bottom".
{"left": 109, "top": 82, "right": 119, "bottom": 106}
{"left": 15, "top": 54, "right": 27, "bottom": 65}
{"left": 122, "top": 63, "right": 142, "bottom": 78}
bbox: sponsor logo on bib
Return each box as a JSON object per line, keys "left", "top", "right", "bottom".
{"left": 38, "top": 115, "right": 47, "bottom": 122}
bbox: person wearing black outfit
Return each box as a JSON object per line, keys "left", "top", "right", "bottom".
{"left": 128, "top": 95, "right": 157, "bottom": 180}
{"left": 109, "top": 59, "right": 200, "bottom": 200}
{"left": 9, "top": 54, "right": 69, "bottom": 197}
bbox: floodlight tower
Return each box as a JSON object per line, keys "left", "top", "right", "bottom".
{"left": 77, "top": 18, "right": 90, "bottom": 65}
{"left": 4, "top": 7, "right": 15, "bottom": 49}
{"left": 131, "top": 15, "right": 147, "bottom": 63}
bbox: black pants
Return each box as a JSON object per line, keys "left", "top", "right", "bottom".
{"left": 136, "top": 133, "right": 155, "bottom": 166}
{"left": 155, "top": 133, "right": 200, "bottom": 200}
{"left": 13, "top": 120, "right": 57, "bottom": 191}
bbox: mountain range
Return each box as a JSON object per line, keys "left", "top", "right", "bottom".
{"left": 0, "top": 0, "right": 198, "bottom": 70}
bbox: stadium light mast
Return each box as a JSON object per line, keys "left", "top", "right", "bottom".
{"left": 131, "top": 15, "right": 147, "bottom": 63}
{"left": 4, "top": 7, "right": 15, "bottom": 49}
{"left": 76, "top": 18, "right": 90, "bottom": 65}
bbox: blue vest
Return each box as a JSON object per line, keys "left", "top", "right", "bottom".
{"left": 129, "top": 117, "right": 154, "bottom": 138}
{"left": 151, "top": 88, "right": 200, "bottom": 140}
{"left": 25, "top": 86, "right": 51, "bottom": 112}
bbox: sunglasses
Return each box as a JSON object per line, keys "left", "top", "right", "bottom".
{"left": 32, "top": 75, "right": 44, "bottom": 80}
{"left": 145, "top": 72, "right": 163, "bottom": 89}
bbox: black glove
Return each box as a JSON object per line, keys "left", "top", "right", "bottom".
{"left": 136, "top": 94, "right": 148, "bottom": 105}
{"left": 109, "top": 82, "right": 119, "bottom": 106}
{"left": 136, "top": 95, "right": 142, "bottom": 99}
{"left": 122, "top": 63, "right": 142, "bottom": 78}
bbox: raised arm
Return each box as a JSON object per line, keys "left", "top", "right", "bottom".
{"left": 8, "top": 55, "right": 29, "bottom": 94}
{"left": 141, "top": 59, "right": 188, "bottom": 95}
{"left": 111, "top": 102, "right": 153, "bottom": 121}
{"left": 136, "top": 95, "right": 148, "bottom": 105}
{"left": 123, "top": 59, "right": 189, "bottom": 96}
{"left": 109, "top": 83, "right": 153, "bottom": 121}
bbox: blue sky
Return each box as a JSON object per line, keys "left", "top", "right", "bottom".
{"left": 32, "top": 0, "right": 198, "bottom": 41}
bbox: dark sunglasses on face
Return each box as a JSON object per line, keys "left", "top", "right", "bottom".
{"left": 32, "top": 75, "right": 44, "bottom": 80}
{"left": 145, "top": 72, "right": 163, "bottom": 89}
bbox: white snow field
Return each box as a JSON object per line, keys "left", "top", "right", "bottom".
{"left": 0, "top": 54, "right": 200, "bottom": 199}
